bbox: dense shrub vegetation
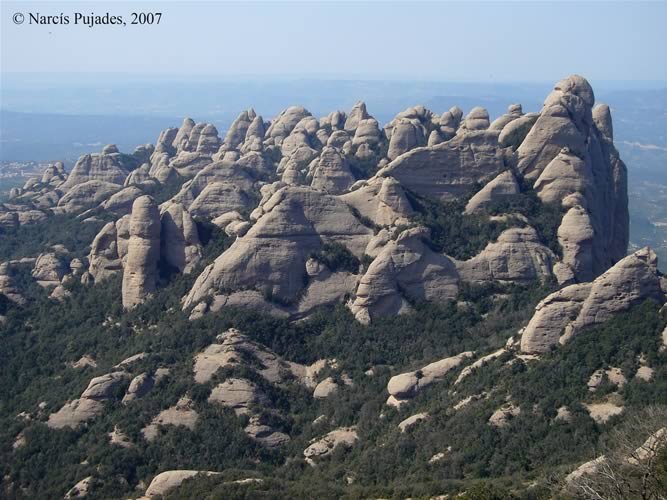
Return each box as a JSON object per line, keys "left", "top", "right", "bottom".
{"left": 310, "top": 242, "right": 361, "bottom": 274}
{"left": 405, "top": 190, "right": 511, "bottom": 260}
{"left": 0, "top": 214, "right": 107, "bottom": 261}
{"left": 487, "top": 189, "right": 564, "bottom": 257}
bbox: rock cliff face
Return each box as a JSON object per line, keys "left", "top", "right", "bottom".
{"left": 378, "top": 128, "right": 509, "bottom": 202}
{"left": 183, "top": 186, "right": 374, "bottom": 308}
{"left": 350, "top": 227, "right": 459, "bottom": 324}
{"left": 518, "top": 76, "right": 628, "bottom": 282}
{"left": 60, "top": 145, "right": 131, "bottom": 189}
{"left": 160, "top": 202, "right": 202, "bottom": 274}
{"left": 455, "top": 227, "right": 556, "bottom": 285}
{"left": 521, "top": 248, "right": 665, "bottom": 353}
{"left": 122, "top": 196, "right": 161, "bottom": 309}
{"left": 2, "top": 75, "right": 638, "bottom": 327}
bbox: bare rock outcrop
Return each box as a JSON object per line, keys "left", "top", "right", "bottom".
{"left": 398, "top": 412, "right": 429, "bottom": 432}
{"left": 386, "top": 351, "right": 474, "bottom": 407}
{"left": 521, "top": 248, "right": 665, "bottom": 353}
{"left": 462, "top": 107, "right": 490, "bottom": 131}
{"left": 56, "top": 180, "right": 121, "bottom": 213}
{"left": 193, "top": 328, "right": 326, "bottom": 388}
{"left": 48, "top": 371, "right": 129, "bottom": 429}
{"left": 40, "top": 161, "right": 67, "bottom": 187}
{"left": 387, "top": 118, "right": 426, "bottom": 160}
{"left": 489, "top": 104, "right": 523, "bottom": 131}
{"left": 265, "top": 106, "right": 312, "bottom": 145}
{"left": 143, "top": 470, "right": 219, "bottom": 498}
{"left": 344, "top": 101, "right": 370, "bottom": 133}
{"left": 350, "top": 227, "right": 459, "bottom": 324}
{"left": 122, "top": 373, "right": 155, "bottom": 404}
{"left": 208, "top": 378, "right": 268, "bottom": 415}
{"left": 309, "top": 146, "right": 355, "bottom": 194}
{"left": 341, "top": 176, "right": 413, "bottom": 226}
{"left": 64, "top": 476, "right": 96, "bottom": 499}
{"left": 378, "top": 128, "right": 508, "bottom": 202}
{"left": 224, "top": 109, "right": 257, "bottom": 150}
{"left": 584, "top": 401, "right": 624, "bottom": 424}
{"left": 87, "top": 219, "right": 129, "bottom": 282}
{"left": 184, "top": 186, "right": 373, "bottom": 309}
{"left": 488, "top": 402, "right": 521, "bottom": 427}
{"left": 170, "top": 160, "right": 256, "bottom": 218}
{"left": 100, "top": 185, "right": 144, "bottom": 215}
{"left": 160, "top": 202, "right": 202, "bottom": 274}
{"left": 517, "top": 75, "right": 628, "bottom": 280}
{"left": 556, "top": 204, "right": 595, "bottom": 284}
{"left": 464, "top": 170, "right": 520, "bottom": 214}
{"left": 455, "top": 227, "right": 555, "bottom": 284}
{"left": 122, "top": 196, "right": 161, "bottom": 309}
{"left": 498, "top": 112, "right": 539, "bottom": 149}
{"left": 244, "top": 415, "right": 291, "bottom": 447}
{"left": 32, "top": 252, "right": 70, "bottom": 288}
{"left": 142, "top": 396, "right": 198, "bottom": 441}
{"left": 303, "top": 427, "right": 358, "bottom": 465}
{"left": 60, "top": 146, "right": 131, "bottom": 190}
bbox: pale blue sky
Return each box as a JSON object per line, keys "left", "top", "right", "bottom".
{"left": 1, "top": 1, "right": 667, "bottom": 81}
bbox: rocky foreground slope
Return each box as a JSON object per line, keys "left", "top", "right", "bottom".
{"left": 1, "top": 75, "right": 666, "bottom": 499}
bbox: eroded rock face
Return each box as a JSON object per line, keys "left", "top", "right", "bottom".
{"left": 266, "top": 106, "right": 312, "bottom": 145}
{"left": 196, "top": 329, "right": 283, "bottom": 384}
{"left": 488, "top": 403, "right": 521, "bottom": 427}
{"left": 498, "top": 113, "right": 539, "bottom": 149}
{"left": 122, "top": 196, "right": 161, "bottom": 309}
{"left": 490, "top": 104, "right": 523, "bottom": 131}
{"left": 378, "top": 128, "right": 508, "bottom": 202}
{"left": 398, "top": 412, "right": 429, "bottom": 432}
{"left": 208, "top": 378, "right": 268, "bottom": 415}
{"left": 518, "top": 75, "right": 628, "bottom": 280}
{"left": 60, "top": 147, "right": 131, "bottom": 190}
{"left": 244, "top": 415, "right": 291, "bottom": 447}
{"left": 463, "top": 107, "right": 490, "bottom": 131}
{"left": 170, "top": 160, "right": 256, "bottom": 217}
{"left": 350, "top": 227, "right": 459, "bottom": 324}
{"left": 160, "top": 202, "right": 202, "bottom": 274}
{"left": 387, "top": 119, "right": 426, "bottom": 160}
{"left": 100, "top": 186, "right": 145, "bottom": 215}
{"left": 464, "top": 170, "right": 520, "bottom": 214}
{"left": 386, "top": 351, "right": 474, "bottom": 407}
{"left": 142, "top": 396, "right": 198, "bottom": 441}
{"left": 341, "top": 176, "right": 413, "bottom": 227}
{"left": 521, "top": 248, "right": 665, "bottom": 353}
{"left": 144, "top": 470, "right": 219, "bottom": 498}
{"left": 309, "top": 147, "right": 355, "bottom": 194}
{"left": 64, "top": 476, "right": 95, "bottom": 499}
{"left": 184, "top": 186, "right": 373, "bottom": 308}
{"left": 88, "top": 221, "right": 126, "bottom": 282}
{"left": 57, "top": 180, "right": 121, "bottom": 214}
{"left": 303, "top": 427, "right": 358, "bottom": 465}
{"left": 455, "top": 227, "right": 556, "bottom": 284}
{"left": 48, "top": 371, "right": 129, "bottom": 429}
{"left": 32, "top": 252, "right": 70, "bottom": 288}
{"left": 122, "top": 373, "right": 155, "bottom": 404}
{"left": 41, "top": 162, "right": 67, "bottom": 187}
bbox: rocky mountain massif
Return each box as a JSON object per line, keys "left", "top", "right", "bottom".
{"left": 1, "top": 76, "right": 665, "bottom": 499}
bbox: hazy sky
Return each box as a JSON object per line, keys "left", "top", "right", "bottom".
{"left": 1, "top": 1, "right": 667, "bottom": 82}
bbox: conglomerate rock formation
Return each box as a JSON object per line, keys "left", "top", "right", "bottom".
{"left": 1, "top": 75, "right": 654, "bottom": 326}
{"left": 3, "top": 75, "right": 667, "bottom": 500}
